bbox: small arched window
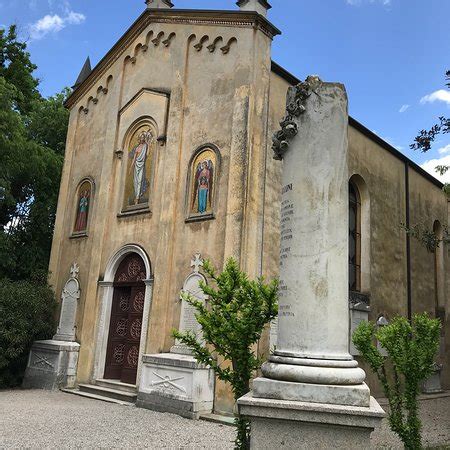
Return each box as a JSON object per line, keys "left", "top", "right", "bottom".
{"left": 72, "top": 178, "right": 94, "bottom": 237}
{"left": 349, "top": 182, "right": 361, "bottom": 292}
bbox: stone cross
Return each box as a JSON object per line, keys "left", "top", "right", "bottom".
{"left": 70, "top": 262, "right": 79, "bottom": 279}
{"left": 190, "top": 253, "right": 203, "bottom": 274}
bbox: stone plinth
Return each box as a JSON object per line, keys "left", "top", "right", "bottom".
{"left": 137, "top": 353, "right": 214, "bottom": 419}
{"left": 23, "top": 264, "right": 81, "bottom": 391}
{"left": 22, "top": 340, "right": 80, "bottom": 390}
{"left": 239, "top": 394, "right": 385, "bottom": 450}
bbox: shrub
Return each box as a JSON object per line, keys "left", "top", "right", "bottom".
{"left": 172, "top": 258, "right": 278, "bottom": 450}
{"left": 0, "top": 274, "right": 57, "bottom": 388}
{"left": 352, "top": 313, "right": 441, "bottom": 450}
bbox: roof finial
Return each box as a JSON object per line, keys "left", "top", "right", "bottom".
{"left": 146, "top": 0, "right": 174, "bottom": 8}
{"left": 236, "top": 0, "right": 271, "bottom": 17}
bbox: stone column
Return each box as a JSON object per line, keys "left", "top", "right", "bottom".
{"left": 238, "top": 78, "right": 384, "bottom": 449}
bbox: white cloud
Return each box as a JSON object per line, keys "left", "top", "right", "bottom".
{"left": 29, "top": 9, "right": 85, "bottom": 40}
{"left": 420, "top": 89, "right": 450, "bottom": 106}
{"left": 438, "top": 144, "right": 450, "bottom": 155}
{"left": 421, "top": 155, "right": 450, "bottom": 183}
{"left": 399, "top": 104, "right": 410, "bottom": 113}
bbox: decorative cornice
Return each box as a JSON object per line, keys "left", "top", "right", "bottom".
{"left": 272, "top": 76, "right": 322, "bottom": 161}
{"left": 65, "top": 9, "right": 280, "bottom": 109}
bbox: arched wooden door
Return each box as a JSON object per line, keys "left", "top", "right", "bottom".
{"left": 104, "top": 253, "right": 146, "bottom": 385}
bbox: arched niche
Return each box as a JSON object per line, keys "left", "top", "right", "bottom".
{"left": 120, "top": 117, "right": 158, "bottom": 214}
{"left": 433, "top": 220, "right": 445, "bottom": 310}
{"left": 71, "top": 177, "right": 95, "bottom": 238}
{"left": 185, "top": 144, "right": 221, "bottom": 222}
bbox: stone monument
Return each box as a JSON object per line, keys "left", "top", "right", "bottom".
{"left": 23, "top": 263, "right": 81, "bottom": 390}
{"left": 238, "top": 77, "right": 384, "bottom": 448}
{"left": 137, "top": 253, "right": 215, "bottom": 419}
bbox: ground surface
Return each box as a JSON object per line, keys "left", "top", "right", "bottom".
{"left": 1, "top": 390, "right": 449, "bottom": 449}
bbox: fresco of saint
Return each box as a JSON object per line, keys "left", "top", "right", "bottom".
{"left": 74, "top": 181, "right": 91, "bottom": 233}
{"left": 124, "top": 127, "right": 154, "bottom": 209}
{"left": 189, "top": 148, "right": 216, "bottom": 217}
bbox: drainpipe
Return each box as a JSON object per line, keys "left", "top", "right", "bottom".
{"left": 405, "top": 162, "right": 412, "bottom": 321}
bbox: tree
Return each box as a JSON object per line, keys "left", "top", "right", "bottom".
{"left": 0, "top": 26, "right": 69, "bottom": 280}
{"left": 172, "top": 258, "right": 278, "bottom": 450}
{"left": 353, "top": 314, "right": 441, "bottom": 450}
{"left": 411, "top": 70, "right": 450, "bottom": 191}
{"left": 0, "top": 274, "right": 57, "bottom": 387}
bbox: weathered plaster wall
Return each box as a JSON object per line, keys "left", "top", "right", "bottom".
{"left": 409, "top": 169, "right": 449, "bottom": 388}
{"left": 49, "top": 13, "right": 275, "bottom": 415}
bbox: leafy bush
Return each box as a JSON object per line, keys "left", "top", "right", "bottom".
{"left": 352, "top": 313, "right": 441, "bottom": 450}
{"left": 173, "top": 258, "right": 278, "bottom": 449}
{"left": 0, "top": 275, "right": 57, "bottom": 388}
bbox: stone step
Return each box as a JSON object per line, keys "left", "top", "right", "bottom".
{"left": 200, "top": 413, "right": 235, "bottom": 426}
{"left": 60, "top": 388, "right": 135, "bottom": 406}
{"left": 77, "top": 383, "right": 138, "bottom": 403}
{"left": 94, "top": 378, "right": 137, "bottom": 394}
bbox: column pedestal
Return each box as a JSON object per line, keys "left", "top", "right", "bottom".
{"left": 239, "top": 394, "right": 384, "bottom": 450}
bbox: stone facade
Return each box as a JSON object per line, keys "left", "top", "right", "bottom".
{"left": 47, "top": 4, "right": 449, "bottom": 414}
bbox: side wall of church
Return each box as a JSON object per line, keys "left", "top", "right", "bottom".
{"left": 409, "top": 170, "right": 450, "bottom": 388}
{"left": 266, "top": 72, "right": 449, "bottom": 395}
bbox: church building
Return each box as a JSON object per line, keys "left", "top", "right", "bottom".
{"left": 47, "top": 0, "right": 449, "bottom": 415}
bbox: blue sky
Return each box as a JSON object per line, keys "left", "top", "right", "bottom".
{"left": 1, "top": 0, "right": 449, "bottom": 182}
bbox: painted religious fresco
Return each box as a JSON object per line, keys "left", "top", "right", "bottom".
{"left": 73, "top": 180, "right": 91, "bottom": 234}
{"left": 188, "top": 148, "right": 217, "bottom": 219}
{"left": 123, "top": 125, "right": 155, "bottom": 210}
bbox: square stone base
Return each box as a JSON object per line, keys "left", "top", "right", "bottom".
{"left": 22, "top": 340, "right": 80, "bottom": 390}
{"left": 238, "top": 393, "right": 385, "bottom": 449}
{"left": 137, "top": 353, "right": 215, "bottom": 420}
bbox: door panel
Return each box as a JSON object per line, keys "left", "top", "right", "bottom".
{"left": 120, "top": 286, "right": 145, "bottom": 384}
{"left": 104, "top": 287, "right": 131, "bottom": 380}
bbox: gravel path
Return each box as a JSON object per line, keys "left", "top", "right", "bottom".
{"left": 1, "top": 390, "right": 449, "bottom": 449}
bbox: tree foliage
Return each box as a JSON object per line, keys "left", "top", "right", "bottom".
{"left": 0, "top": 274, "right": 57, "bottom": 387}
{"left": 352, "top": 314, "right": 441, "bottom": 450}
{"left": 0, "top": 25, "right": 69, "bottom": 280}
{"left": 172, "top": 258, "right": 278, "bottom": 449}
{"left": 411, "top": 70, "right": 450, "bottom": 192}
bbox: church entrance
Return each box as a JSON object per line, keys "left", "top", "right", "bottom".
{"left": 104, "top": 253, "right": 146, "bottom": 385}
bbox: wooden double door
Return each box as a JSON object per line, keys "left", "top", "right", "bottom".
{"left": 104, "top": 254, "right": 146, "bottom": 385}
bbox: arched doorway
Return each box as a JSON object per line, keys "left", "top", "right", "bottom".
{"left": 104, "top": 253, "right": 146, "bottom": 384}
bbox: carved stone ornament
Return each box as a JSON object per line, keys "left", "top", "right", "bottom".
{"left": 272, "top": 75, "right": 323, "bottom": 161}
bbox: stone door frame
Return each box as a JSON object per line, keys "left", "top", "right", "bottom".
{"left": 94, "top": 244, "right": 153, "bottom": 387}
